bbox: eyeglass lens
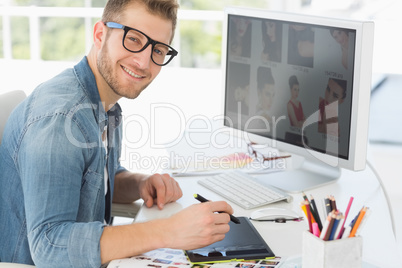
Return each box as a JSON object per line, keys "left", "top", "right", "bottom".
{"left": 247, "top": 144, "right": 264, "bottom": 160}
{"left": 247, "top": 143, "right": 275, "bottom": 167}
{"left": 124, "top": 29, "right": 173, "bottom": 65}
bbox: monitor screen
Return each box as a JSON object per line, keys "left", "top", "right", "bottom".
{"left": 222, "top": 8, "right": 374, "bottom": 192}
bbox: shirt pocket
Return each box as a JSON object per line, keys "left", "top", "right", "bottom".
{"left": 77, "top": 169, "right": 104, "bottom": 222}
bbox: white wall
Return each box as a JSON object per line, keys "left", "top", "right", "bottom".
{"left": 118, "top": 66, "right": 224, "bottom": 173}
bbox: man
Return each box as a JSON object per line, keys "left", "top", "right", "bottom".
{"left": 0, "top": 0, "right": 233, "bottom": 267}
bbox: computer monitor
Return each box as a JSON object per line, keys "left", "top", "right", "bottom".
{"left": 221, "top": 7, "right": 374, "bottom": 193}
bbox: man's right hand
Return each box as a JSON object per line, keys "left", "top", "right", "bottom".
{"left": 161, "top": 201, "right": 234, "bottom": 250}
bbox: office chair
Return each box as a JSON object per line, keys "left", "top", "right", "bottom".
{"left": 0, "top": 90, "right": 26, "bottom": 144}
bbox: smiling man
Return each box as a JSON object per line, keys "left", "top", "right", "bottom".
{"left": 0, "top": 1, "right": 233, "bottom": 267}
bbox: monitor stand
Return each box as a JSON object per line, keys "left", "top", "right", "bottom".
{"left": 253, "top": 156, "right": 341, "bottom": 194}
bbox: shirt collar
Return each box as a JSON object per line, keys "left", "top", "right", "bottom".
{"left": 73, "top": 56, "right": 122, "bottom": 130}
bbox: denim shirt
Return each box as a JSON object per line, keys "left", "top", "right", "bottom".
{"left": 0, "top": 57, "right": 126, "bottom": 267}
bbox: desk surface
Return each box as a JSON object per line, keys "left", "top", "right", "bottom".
{"left": 135, "top": 167, "right": 401, "bottom": 267}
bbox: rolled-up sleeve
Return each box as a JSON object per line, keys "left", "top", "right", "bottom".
{"left": 68, "top": 222, "right": 105, "bottom": 267}
{"left": 29, "top": 222, "right": 105, "bottom": 268}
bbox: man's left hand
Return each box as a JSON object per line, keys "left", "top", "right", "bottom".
{"left": 139, "top": 173, "right": 183, "bottom": 209}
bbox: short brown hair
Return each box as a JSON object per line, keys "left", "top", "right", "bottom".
{"left": 102, "top": 0, "right": 179, "bottom": 43}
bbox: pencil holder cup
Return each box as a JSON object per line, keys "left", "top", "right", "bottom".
{"left": 302, "top": 231, "right": 362, "bottom": 268}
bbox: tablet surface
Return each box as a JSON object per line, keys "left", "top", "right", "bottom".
{"left": 185, "top": 217, "right": 275, "bottom": 263}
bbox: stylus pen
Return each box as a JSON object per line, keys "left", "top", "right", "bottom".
{"left": 194, "top": 194, "right": 240, "bottom": 224}
{"left": 249, "top": 217, "right": 304, "bottom": 223}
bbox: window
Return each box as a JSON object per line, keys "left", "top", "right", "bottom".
{"left": 1, "top": 0, "right": 400, "bottom": 72}
{"left": 0, "top": 0, "right": 275, "bottom": 66}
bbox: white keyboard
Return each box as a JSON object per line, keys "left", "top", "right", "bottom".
{"left": 198, "top": 171, "right": 293, "bottom": 209}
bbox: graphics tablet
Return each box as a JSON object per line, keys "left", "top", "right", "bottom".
{"left": 185, "top": 217, "right": 275, "bottom": 263}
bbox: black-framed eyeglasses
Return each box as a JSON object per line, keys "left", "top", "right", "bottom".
{"left": 105, "top": 22, "right": 178, "bottom": 66}
{"left": 247, "top": 142, "right": 291, "bottom": 164}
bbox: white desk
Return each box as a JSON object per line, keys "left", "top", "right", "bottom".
{"left": 135, "top": 166, "right": 401, "bottom": 267}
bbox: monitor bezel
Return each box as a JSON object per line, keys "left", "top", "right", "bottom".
{"left": 220, "top": 7, "right": 374, "bottom": 171}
